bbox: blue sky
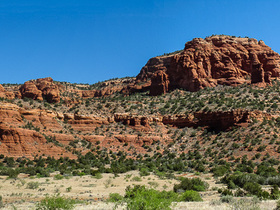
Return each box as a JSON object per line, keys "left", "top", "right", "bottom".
{"left": 0, "top": 0, "right": 279, "bottom": 84}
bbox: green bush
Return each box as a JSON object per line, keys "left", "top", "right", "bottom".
{"left": 180, "top": 190, "right": 203, "bottom": 202}
{"left": 27, "top": 181, "right": 40, "bottom": 189}
{"left": 271, "top": 185, "right": 280, "bottom": 200}
{"left": 276, "top": 199, "right": 280, "bottom": 210}
{"left": 108, "top": 193, "right": 123, "bottom": 202}
{"left": 8, "top": 168, "right": 19, "bottom": 178}
{"left": 0, "top": 196, "right": 3, "bottom": 208}
{"left": 36, "top": 194, "right": 78, "bottom": 210}
{"left": 211, "top": 165, "right": 229, "bottom": 177}
{"left": 173, "top": 177, "right": 208, "bottom": 192}
{"left": 243, "top": 182, "right": 262, "bottom": 196}
{"left": 234, "top": 188, "right": 247, "bottom": 197}
{"left": 243, "top": 182, "right": 269, "bottom": 199}
{"left": 139, "top": 167, "right": 150, "bottom": 176}
{"left": 54, "top": 174, "right": 64, "bottom": 180}
{"left": 220, "top": 188, "right": 233, "bottom": 196}
{"left": 220, "top": 195, "right": 233, "bottom": 203}
{"left": 124, "top": 185, "right": 179, "bottom": 210}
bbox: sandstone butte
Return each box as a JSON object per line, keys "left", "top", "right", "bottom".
{"left": 0, "top": 35, "right": 280, "bottom": 159}
{"left": 0, "top": 36, "right": 280, "bottom": 102}
{"left": 137, "top": 35, "right": 280, "bottom": 95}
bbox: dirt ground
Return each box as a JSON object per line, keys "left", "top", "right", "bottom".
{"left": 0, "top": 171, "right": 277, "bottom": 210}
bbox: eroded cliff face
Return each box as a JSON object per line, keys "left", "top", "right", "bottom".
{"left": 137, "top": 36, "right": 280, "bottom": 95}
{"left": 114, "top": 110, "right": 265, "bottom": 131}
{"left": 1, "top": 98, "right": 272, "bottom": 158}
{"left": 1, "top": 35, "right": 280, "bottom": 159}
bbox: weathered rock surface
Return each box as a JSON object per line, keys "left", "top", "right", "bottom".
{"left": 0, "top": 85, "right": 15, "bottom": 99}
{"left": 137, "top": 35, "right": 280, "bottom": 94}
{"left": 114, "top": 113, "right": 155, "bottom": 127}
{"left": 115, "top": 109, "right": 270, "bottom": 131}
{"left": 0, "top": 99, "right": 274, "bottom": 158}
{"left": 1, "top": 35, "right": 280, "bottom": 159}
{"left": 162, "top": 110, "right": 250, "bottom": 130}
{"left": 68, "top": 114, "right": 109, "bottom": 131}
{"left": 0, "top": 123, "right": 74, "bottom": 158}
{"left": 80, "top": 77, "right": 151, "bottom": 98}
{"left": 19, "top": 77, "right": 60, "bottom": 103}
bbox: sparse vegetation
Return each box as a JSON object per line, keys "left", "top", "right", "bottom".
{"left": 2, "top": 77, "right": 280, "bottom": 209}
{"left": 36, "top": 194, "right": 78, "bottom": 210}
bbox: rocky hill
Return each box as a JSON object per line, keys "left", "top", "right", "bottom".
{"left": 0, "top": 35, "right": 280, "bottom": 162}
{"left": 137, "top": 35, "right": 280, "bottom": 95}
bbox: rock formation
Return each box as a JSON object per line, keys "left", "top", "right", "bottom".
{"left": 1, "top": 35, "right": 280, "bottom": 159}
{"left": 137, "top": 35, "right": 280, "bottom": 95}
{"left": 0, "top": 84, "right": 15, "bottom": 99}
{"left": 114, "top": 109, "right": 267, "bottom": 131}
{"left": 19, "top": 77, "right": 60, "bottom": 103}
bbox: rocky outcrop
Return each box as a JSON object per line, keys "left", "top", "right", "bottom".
{"left": 114, "top": 135, "right": 160, "bottom": 146}
{"left": 163, "top": 110, "right": 251, "bottom": 130}
{"left": 137, "top": 35, "right": 280, "bottom": 94}
{"left": 150, "top": 71, "right": 169, "bottom": 96}
{"left": 80, "top": 78, "right": 151, "bottom": 98}
{"left": 67, "top": 114, "right": 109, "bottom": 131}
{"left": 114, "top": 113, "right": 161, "bottom": 127}
{"left": 19, "top": 77, "right": 60, "bottom": 103}
{"left": 0, "top": 124, "right": 74, "bottom": 158}
{"left": 115, "top": 110, "right": 269, "bottom": 131}
{"left": 0, "top": 85, "right": 15, "bottom": 99}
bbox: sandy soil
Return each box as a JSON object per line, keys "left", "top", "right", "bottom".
{"left": 0, "top": 171, "right": 277, "bottom": 210}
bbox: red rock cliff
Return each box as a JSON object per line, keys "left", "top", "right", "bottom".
{"left": 137, "top": 35, "right": 280, "bottom": 95}
{"left": 19, "top": 77, "right": 60, "bottom": 103}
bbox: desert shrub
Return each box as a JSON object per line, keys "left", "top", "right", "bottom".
{"left": 94, "top": 172, "right": 103, "bottom": 179}
{"left": 265, "top": 176, "right": 280, "bottom": 186}
{"left": 0, "top": 196, "right": 3, "bottom": 208}
{"left": 235, "top": 164, "right": 253, "bottom": 173}
{"left": 243, "top": 182, "right": 269, "bottom": 199}
{"left": 0, "top": 168, "right": 19, "bottom": 178}
{"left": 8, "top": 168, "right": 20, "bottom": 178}
{"left": 27, "top": 181, "right": 40, "bottom": 189}
{"left": 271, "top": 185, "right": 280, "bottom": 200}
{"left": 243, "top": 182, "right": 261, "bottom": 195}
{"left": 108, "top": 193, "right": 123, "bottom": 202}
{"left": 234, "top": 188, "right": 247, "bottom": 197}
{"left": 276, "top": 199, "right": 280, "bottom": 210}
{"left": 173, "top": 177, "right": 208, "bottom": 192}
{"left": 66, "top": 187, "right": 72, "bottom": 192}
{"left": 220, "top": 195, "right": 233, "bottom": 203}
{"left": 211, "top": 165, "right": 229, "bottom": 177}
{"left": 256, "top": 165, "right": 278, "bottom": 177}
{"left": 36, "top": 194, "right": 78, "bottom": 210}
{"left": 230, "top": 197, "right": 260, "bottom": 210}
{"left": 123, "top": 185, "right": 179, "bottom": 210}
{"left": 147, "top": 181, "right": 159, "bottom": 189}
{"left": 222, "top": 173, "right": 262, "bottom": 188}
{"left": 180, "top": 190, "right": 203, "bottom": 202}
{"left": 220, "top": 188, "right": 233, "bottom": 196}
{"left": 139, "top": 167, "right": 150, "bottom": 176}
{"left": 54, "top": 174, "right": 64, "bottom": 180}
{"left": 131, "top": 176, "right": 142, "bottom": 182}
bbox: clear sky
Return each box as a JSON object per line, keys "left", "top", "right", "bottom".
{"left": 1, "top": 0, "right": 280, "bottom": 84}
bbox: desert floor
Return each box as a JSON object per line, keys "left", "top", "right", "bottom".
{"left": 0, "top": 171, "right": 277, "bottom": 210}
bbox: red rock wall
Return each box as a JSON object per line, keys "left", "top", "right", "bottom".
{"left": 137, "top": 36, "right": 280, "bottom": 94}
